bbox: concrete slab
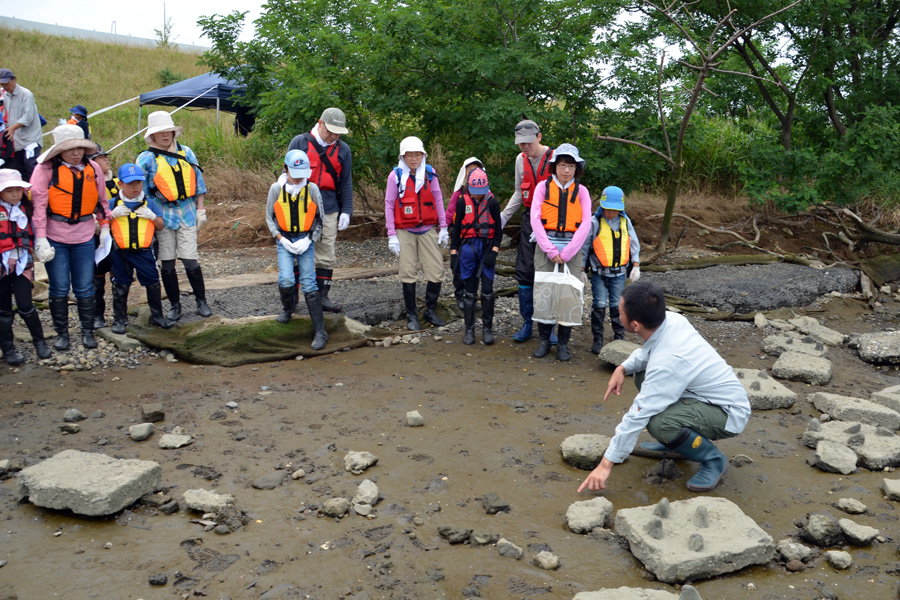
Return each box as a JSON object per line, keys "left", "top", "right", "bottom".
{"left": 788, "top": 316, "right": 846, "bottom": 346}
{"left": 810, "top": 392, "right": 900, "bottom": 430}
{"left": 573, "top": 587, "right": 695, "bottom": 600}
{"left": 761, "top": 332, "right": 827, "bottom": 358}
{"left": 772, "top": 351, "right": 832, "bottom": 385}
{"left": 598, "top": 340, "right": 640, "bottom": 367}
{"left": 870, "top": 385, "right": 900, "bottom": 413}
{"left": 183, "top": 489, "right": 235, "bottom": 512}
{"left": 96, "top": 328, "right": 145, "bottom": 351}
{"left": 614, "top": 497, "right": 774, "bottom": 583}
{"left": 561, "top": 434, "right": 611, "bottom": 470}
{"left": 851, "top": 331, "right": 900, "bottom": 364}
{"left": 734, "top": 368, "right": 797, "bottom": 410}
{"left": 802, "top": 420, "right": 900, "bottom": 470}
{"left": 17, "top": 449, "right": 161, "bottom": 516}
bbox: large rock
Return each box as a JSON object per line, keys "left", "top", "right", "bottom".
{"left": 566, "top": 496, "right": 614, "bottom": 533}
{"left": 614, "top": 497, "right": 774, "bottom": 583}
{"left": 598, "top": 340, "right": 640, "bottom": 366}
{"left": 870, "top": 385, "right": 900, "bottom": 413}
{"left": 800, "top": 514, "right": 844, "bottom": 547}
{"left": 761, "top": 333, "right": 828, "bottom": 358}
{"left": 574, "top": 586, "right": 702, "bottom": 600}
{"left": 813, "top": 440, "right": 858, "bottom": 474}
{"left": 17, "top": 449, "right": 161, "bottom": 516}
{"left": 802, "top": 420, "right": 900, "bottom": 470}
{"left": 838, "top": 518, "right": 879, "bottom": 546}
{"left": 352, "top": 479, "right": 379, "bottom": 506}
{"left": 344, "top": 451, "right": 378, "bottom": 474}
{"left": 183, "top": 489, "right": 235, "bottom": 512}
{"left": 787, "top": 316, "right": 846, "bottom": 347}
{"left": 810, "top": 392, "right": 900, "bottom": 430}
{"left": 883, "top": 478, "right": 900, "bottom": 501}
{"left": 560, "top": 434, "right": 611, "bottom": 470}
{"left": 734, "top": 368, "right": 797, "bottom": 410}
{"left": 771, "top": 352, "right": 832, "bottom": 385}
{"left": 776, "top": 539, "right": 813, "bottom": 562}
{"left": 851, "top": 331, "right": 900, "bottom": 364}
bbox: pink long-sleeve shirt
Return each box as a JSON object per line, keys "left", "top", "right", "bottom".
{"left": 530, "top": 177, "right": 592, "bottom": 262}
{"left": 384, "top": 169, "right": 446, "bottom": 237}
{"left": 31, "top": 159, "right": 111, "bottom": 244}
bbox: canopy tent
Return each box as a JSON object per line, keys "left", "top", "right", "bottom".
{"left": 139, "top": 72, "right": 254, "bottom": 135}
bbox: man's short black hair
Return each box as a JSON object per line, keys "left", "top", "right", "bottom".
{"left": 622, "top": 281, "right": 666, "bottom": 329}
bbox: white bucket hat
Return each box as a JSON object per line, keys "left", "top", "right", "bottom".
{"left": 144, "top": 110, "right": 184, "bottom": 144}
{"left": 0, "top": 168, "right": 32, "bottom": 192}
{"left": 398, "top": 136, "right": 426, "bottom": 160}
{"left": 37, "top": 125, "right": 98, "bottom": 164}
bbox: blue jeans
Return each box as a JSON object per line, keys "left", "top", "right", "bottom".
{"left": 46, "top": 239, "right": 96, "bottom": 298}
{"left": 276, "top": 235, "right": 317, "bottom": 293}
{"left": 590, "top": 272, "right": 625, "bottom": 309}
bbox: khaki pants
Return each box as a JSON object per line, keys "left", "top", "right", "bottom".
{"left": 314, "top": 212, "right": 338, "bottom": 270}
{"left": 157, "top": 225, "right": 199, "bottom": 261}
{"left": 397, "top": 228, "right": 443, "bottom": 284}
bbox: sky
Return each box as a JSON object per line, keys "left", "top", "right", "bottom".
{"left": 3, "top": 0, "right": 266, "bottom": 46}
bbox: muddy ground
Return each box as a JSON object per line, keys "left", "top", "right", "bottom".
{"left": 3, "top": 250, "right": 900, "bottom": 600}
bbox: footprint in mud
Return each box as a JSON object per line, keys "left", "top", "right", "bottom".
{"left": 180, "top": 538, "right": 239, "bottom": 572}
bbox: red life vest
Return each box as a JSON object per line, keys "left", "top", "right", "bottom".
{"left": 392, "top": 166, "right": 438, "bottom": 229}
{"left": 520, "top": 148, "right": 553, "bottom": 208}
{"left": 459, "top": 192, "right": 495, "bottom": 239}
{"left": 0, "top": 204, "right": 34, "bottom": 253}
{"left": 305, "top": 137, "right": 343, "bottom": 193}
{"left": 48, "top": 163, "right": 100, "bottom": 224}
{"left": 540, "top": 178, "right": 582, "bottom": 234}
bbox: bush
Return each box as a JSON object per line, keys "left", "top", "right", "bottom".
{"left": 157, "top": 66, "right": 186, "bottom": 87}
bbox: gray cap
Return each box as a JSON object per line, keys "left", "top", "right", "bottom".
{"left": 320, "top": 107, "right": 349, "bottom": 135}
{"left": 514, "top": 119, "right": 540, "bottom": 144}
{"left": 0, "top": 68, "right": 15, "bottom": 83}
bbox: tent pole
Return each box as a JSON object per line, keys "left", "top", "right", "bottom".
{"left": 137, "top": 105, "right": 142, "bottom": 151}
{"left": 216, "top": 98, "right": 220, "bottom": 128}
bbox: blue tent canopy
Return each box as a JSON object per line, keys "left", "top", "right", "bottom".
{"left": 139, "top": 72, "right": 245, "bottom": 111}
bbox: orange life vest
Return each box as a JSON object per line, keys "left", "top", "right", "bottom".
{"left": 305, "top": 137, "right": 342, "bottom": 193}
{"left": 520, "top": 148, "right": 553, "bottom": 208}
{"left": 459, "top": 192, "right": 495, "bottom": 239}
{"left": 110, "top": 197, "right": 156, "bottom": 250}
{"left": 540, "top": 178, "right": 582, "bottom": 234}
{"left": 47, "top": 163, "right": 100, "bottom": 224}
{"left": 0, "top": 204, "right": 34, "bottom": 252}
{"left": 393, "top": 166, "right": 438, "bottom": 229}
{"left": 273, "top": 183, "right": 318, "bottom": 234}
{"left": 592, "top": 215, "right": 630, "bottom": 268}
{"left": 149, "top": 144, "right": 198, "bottom": 202}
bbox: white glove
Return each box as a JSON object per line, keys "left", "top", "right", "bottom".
{"left": 135, "top": 206, "right": 156, "bottom": 220}
{"left": 110, "top": 204, "right": 131, "bottom": 218}
{"left": 293, "top": 237, "right": 311, "bottom": 255}
{"left": 35, "top": 237, "right": 55, "bottom": 262}
{"left": 500, "top": 214, "right": 509, "bottom": 229}
{"left": 437, "top": 227, "right": 449, "bottom": 248}
{"left": 581, "top": 271, "right": 589, "bottom": 287}
{"left": 99, "top": 229, "right": 111, "bottom": 251}
{"left": 196, "top": 209, "right": 207, "bottom": 228}
{"left": 629, "top": 265, "right": 641, "bottom": 282}
{"left": 529, "top": 231, "right": 536, "bottom": 243}
{"left": 338, "top": 213, "right": 350, "bottom": 231}
{"left": 388, "top": 235, "right": 401, "bottom": 257}
{"left": 280, "top": 236, "right": 294, "bottom": 252}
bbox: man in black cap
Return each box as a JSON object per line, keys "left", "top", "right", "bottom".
{"left": 0, "top": 69, "right": 42, "bottom": 181}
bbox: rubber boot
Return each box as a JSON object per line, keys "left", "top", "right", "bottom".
{"left": 186, "top": 267, "right": 212, "bottom": 317}
{"left": 453, "top": 273, "right": 465, "bottom": 311}
{"left": 305, "top": 291, "right": 329, "bottom": 350}
{"left": 146, "top": 283, "right": 174, "bottom": 329}
{"left": 49, "top": 296, "right": 70, "bottom": 351}
{"left": 481, "top": 293, "right": 495, "bottom": 345}
{"left": 462, "top": 292, "right": 476, "bottom": 345}
{"left": 669, "top": 427, "right": 730, "bottom": 492}
{"left": 160, "top": 269, "right": 182, "bottom": 321}
{"left": 93, "top": 275, "right": 107, "bottom": 329}
{"left": 0, "top": 310, "right": 24, "bottom": 365}
{"left": 315, "top": 268, "right": 342, "bottom": 313}
{"left": 276, "top": 286, "right": 296, "bottom": 324}
{"left": 423, "top": 281, "right": 446, "bottom": 327}
{"left": 556, "top": 325, "right": 572, "bottom": 361}
{"left": 590, "top": 307, "right": 606, "bottom": 354}
{"left": 533, "top": 323, "right": 552, "bottom": 358}
{"left": 512, "top": 285, "right": 533, "bottom": 342}
{"left": 402, "top": 282, "right": 421, "bottom": 331}
{"left": 18, "top": 306, "right": 51, "bottom": 359}
{"left": 76, "top": 296, "right": 98, "bottom": 348}
{"left": 111, "top": 284, "right": 130, "bottom": 334}
{"left": 550, "top": 325, "right": 558, "bottom": 346}
{"left": 609, "top": 305, "right": 625, "bottom": 340}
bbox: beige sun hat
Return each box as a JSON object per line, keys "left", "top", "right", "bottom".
{"left": 37, "top": 125, "right": 98, "bottom": 164}
{"left": 144, "top": 110, "right": 183, "bottom": 144}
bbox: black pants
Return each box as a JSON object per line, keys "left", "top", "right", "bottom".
{"left": 12, "top": 148, "right": 40, "bottom": 182}
{"left": 464, "top": 272, "right": 494, "bottom": 297}
{"left": 0, "top": 274, "right": 34, "bottom": 313}
{"left": 514, "top": 216, "right": 536, "bottom": 286}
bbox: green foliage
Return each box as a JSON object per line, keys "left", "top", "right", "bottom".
{"left": 156, "top": 66, "right": 186, "bottom": 87}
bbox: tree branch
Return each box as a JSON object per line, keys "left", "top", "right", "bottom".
{"left": 593, "top": 135, "right": 676, "bottom": 166}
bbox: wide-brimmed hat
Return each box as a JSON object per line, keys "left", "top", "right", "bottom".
{"left": 398, "top": 136, "right": 426, "bottom": 160}
{"left": 549, "top": 143, "right": 585, "bottom": 166}
{"left": 69, "top": 105, "right": 88, "bottom": 117}
{"left": 0, "top": 168, "right": 32, "bottom": 192}
{"left": 144, "top": 111, "right": 183, "bottom": 144}
{"left": 37, "top": 125, "right": 98, "bottom": 164}
{"left": 599, "top": 186, "right": 625, "bottom": 211}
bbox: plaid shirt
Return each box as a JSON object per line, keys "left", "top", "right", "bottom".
{"left": 136, "top": 144, "right": 207, "bottom": 230}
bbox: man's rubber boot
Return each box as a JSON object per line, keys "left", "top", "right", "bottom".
{"left": 93, "top": 275, "right": 107, "bottom": 329}
{"left": 462, "top": 292, "right": 476, "bottom": 345}
{"left": 18, "top": 306, "right": 51, "bottom": 359}
{"left": 186, "top": 267, "right": 212, "bottom": 317}
{"left": 276, "top": 286, "right": 296, "bottom": 324}
{"left": 160, "top": 269, "right": 182, "bottom": 321}
{"left": 481, "top": 293, "right": 495, "bottom": 345}
{"left": 609, "top": 304, "right": 626, "bottom": 341}
{"left": 556, "top": 325, "right": 572, "bottom": 361}
{"left": 146, "top": 283, "right": 175, "bottom": 329}
{"left": 512, "top": 285, "right": 533, "bottom": 342}
{"left": 111, "top": 284, "right": 130, "bottom": 334}
{"left": 423, "top": 281, "right": 446, "bottom": 327}
{"left": 533, "top": 323, "right": 553, "bottom": 358}
{"left": 315, "top": 268, "right": 342, "bottom": 313}
{"left": 669, "top": 427, "right": 730, "bottom": 492}
{"left": 591, "top": 307, "right": 606, "bottom": 354}
{"left": 76, "top": 296, "right": 98, "bottom": 348}
{"left": 0, "top": 310, "right": 24, "bottom": 365}
{"left": 305, "top": 291, "right": 329, "bottom": 350}
{"left": 402, "top": 282, "right": 421, "bottom": 331}
{"left": 49, "top": 296, "right": 70, "bottom": 351}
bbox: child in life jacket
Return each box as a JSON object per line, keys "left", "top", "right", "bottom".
{"left": 88, "top": 146, "right": 119, "bottom": 329}
{"left": 265, "top": 149, "right": 328, "bottom": 351}
{"left": 582, "top": 185, "right": 641, "bottom": 354}
{"left": 445, "top": 157, "right": 484, "bottom": 310}
{"left": 450, "top": 168, "right": 502, "bottom": 345}
{"left": 107, "top": 164, "right": 173, "bottom": 333}
{"left": 0, "top": 169, "right": 51, "bottom": 364}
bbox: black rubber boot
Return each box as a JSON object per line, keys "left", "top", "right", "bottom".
{"left": 276, "top": 286, "right": 296, "bottom": 324}
{"left": 160, "top": 269, "right": 182, "bottom": 321}
{"left": 556, "top": 325, "right": 572, "bottom": 361}
{"left": 609, "top": 305, "right": 625, "bottom": 341}
{"left": 76, "top": 296, "right": 98, "bottom": 348}
{"left": 146, "top": 283, "right": 174, "bottom": 329}
{"left": 0, "top": 310, "right": 24, "bottom": 365}
{"left": 19, "top": 306, "right": 51, "bottom": 359}
{"left": 462, "top": 292, "right": 476, "bottom": 345}
{"left": 591, "top": 307, "right": 606, "bottom": 354}
{"left": 533, "top": 323, "right": 552, "bottom": 358}
{"left": 402, "top": 282, "right": 421, "bottom": 331}
{"left": 315, "top": 268, "right": 342, "bottom": 313}
{"left": 93, "top": 275, "right": 107, "bottom": 329}
{"left": 49, "top": 296, "right": 70, "bottom": 351}
{"left": 186, "top": 267, "right": 212, "bottom": 317}
{"left": 305, "top": 291, "right": 329, "bottom": 350}
{"left": 111, "top": 284, "right": 130, "bottom": 334}
{"left": 423, "top": 281, "right": 446, "bottom": 327}
{"left": 481, "top": 293, "right": 495, "bottom": 345}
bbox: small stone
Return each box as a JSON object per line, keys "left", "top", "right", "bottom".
{"left": 653, "top": 498, "right": 670, "bottom": 518}
{"left": 291, "top": 469, "right": 306, "bottom": 480}
{"left": 148, "top": 573, "right": 168, "bottom": 586}
{"left": 406, "top": 410, "right": 425, "bottom": 427}
{"left": 496, "top": 537, "right": 523, "bottom": 559}
{"left": 158, "top": 434, "right": 192, "bottom": 449}
{"left": 688, "top": 533, "right": 704, "bottom": 552}
{"left": 225, "top": 401, "right": 238, "bottom": 409}
{"left": 644, "top": 517, "right": 664, "bottom": 539}
{"left": 213, "top": 524, "right": 231, "bottom": 535}
{"left": 63, "top": 409, "right": 86, "bottom": 422}
{"left": 60, "top": 423, "right": 80, "bottom": 434}
{"left": 824, "top": 550, "right": 852, "bottom": 569}
{"left": 129, "top": 423, "right": 154, "bottom": 442}
{"left": 321, "top": 497, "right": 351, "bottom": 518}
{"left": 159, "top": 500, "right": 179, "bottom": 514}
{"left": 103, "top": 542, "right": 113, "bottom": 549}
{"left": 532, "top": 550, "right": 560, "bottom": 570}
{"left": 837, "top": 498, "right": 867, "bottom": 514}
{"left": 141, "top": 403, "right": 165, "bottom": 422}
{"left": 693, "top": 505, "right": 709, "bottom": 528}
{"left": 786, "top": 560, "right": 805, "bottom": 572}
